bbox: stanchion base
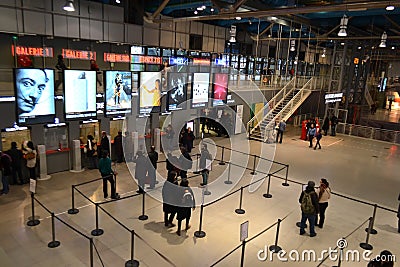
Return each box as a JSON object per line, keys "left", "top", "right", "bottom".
{"left": 250, "top": 172, "right": 257, "bottom": 175}
{"left": 125, "top": 259, "right": 139, "bottom": 267}
{"left": 282, "top": 183, "right": 289, "bottom": 187}
{"left": 91, "top": 229, "right": 104, "bottom": 236}
{"left": 27, "top": 219, "right": 40, "bottom": 227}
{"left": 48, "top": 240, "right": 61, "bottom": 248}
{"left": 194, "top": 231, "right": 206, "bottom": 238}
{"left": 269, "top": 245, "right": 282, "bottom": 253}
{"left": 193, "top": 171, "right": 201, "bottom": 174}
{"left": 224, "top": 180, "right": 233, "bottom": 184}
{"left": 68, "top": 208, "right": 79, "bottom": 215}
{"left": 263, "top": 193, "right": 272, "bottom": 198}
{"left": 296, "top": 222, "right": 306, "bottom": 228}
{"left": 219, "top": 162, "right": 226, "bottom": 165}
{"left": 360, "top": 242, "right": 373, "bottom": 250}
{"left": 235, "top": 209, "right": 245, "bottom": 214}
{"left": 139, "top": 215, "right": 149, "bottom": 221}
{"left": 365, "top": 228, "right": 377, "bottom": 235}
{"left": 204, "top": 190, "right": 211, "bottom": 195}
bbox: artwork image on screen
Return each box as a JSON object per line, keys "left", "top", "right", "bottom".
{"left": 14, "top": 68, "right": 55, "bottom": 124}
{"left": 105, "top": 71, "right": 132, "bottom": 116}
{"left": 167, "top": 72, "right": 187, "bottom": 111}
{"left": 64, "top": 70, "right": 97, "bottom": 119}
{"left": 191, "top": 73, "right": 210, "bottom": 108}
{"left": 212, "top": 73, "right": 228, "bottom": 106}
{"left": 139, "top": 72, "right": 162, "bottom": 114}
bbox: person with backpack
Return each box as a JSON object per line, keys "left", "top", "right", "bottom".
{"left": 0, "top": 151, "right": 12, "bottom": 195}
{"left": 176, "top": 179, "right": 195, "bottom": 236}
{"left": 179, "top": 146, "right": 192, "bottom": 180}
{"left": 199, "top": 143, "right": 212, "bottom": 186}
{"left": 314, "top": 129, "right": 322, "bottom": 150}
{"left": 316, "top": 179, "right": 331, "bottom": 228}
{"left": 23, "top": 141, "right": 37, "bottom": 180}
{"left": 299, "top": 180, "right": 319, "bottom": 237}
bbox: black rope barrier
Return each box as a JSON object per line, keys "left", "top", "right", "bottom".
{"left": 194, "top": 204, "right": 206, "bottom": 238}
{"left": 210, "top": 243, "right": 243, "bottom": 267}
{"left": 219, "top": 146, "right": 226, "bottom": 165}
{"left": 91, "top": 203, "right": 104, "bottom": 236}
{"left": 250, "top": 155, "right": 257, "bottom": 175}
{"left": 360, "top": 217, "right": 374, "bottom": 250}
{"left": 365, "top": 204, "right": 378, "bottom": 235}
{"left": 263, "top": 174, "right": 272, "bottom": 198}
{"left": 27, "top": 192, "right": 40, "bottom": 226}
{"left": 48, "top": 212, "right": 61, "bottom": 248}
{"left": 139, "top": 191, "right": 149, "bottom": 221}
{"left": 68, "top": 185, "right": 79, "bottom": 214}
{"left": 235, "top": 187, "right": 246, "bottom": 214}
{"left": 224, "top": 161, "right": 233, "bottom": 184}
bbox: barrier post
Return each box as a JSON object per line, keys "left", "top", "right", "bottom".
{"left": 240, "top": 240, "right": 246, "bottom": 267}
{"left": 250, "top": 155, "right": 257, "bottom": 175}
{"left": 224, "top": 161, "right": 233, "bottom": 184}
{"left": 125, "top": 230, "right": 139, "bottom": 267}
{"left": 333, "top": 241, "right": 345, "bottom": 267}
{"left": 47, "top": 212, "right": 61, "bottom": 248}
{"left": 269, "top": 219, "right": 282, "bottom": 253}
{"left": 365, "top": 204, "right": 378, "bottom": 235}
{"left": 263, "top": 174, "right": 272, "bottom": 198}
{"left": 194, "top": 204, "right": 206, "bottom": 238}
{"left": 282, "top": 164, "right": 289, "bottom": 186}
{"left": 27, "top": 192, "right": 40, "bottom": 226}
{"left": 91, "top": 203, "right": 104, "bottom": 236}
{"left": 68, "top": 185, "right": 79, "bottom": 214}
{"left": 194, "top": 154, "right": 200, "bottom": 174}
{"left": 235, "top": 187, "right": 245, "bottom": 214}
{"left": 360, "top": 217, "right": 373, "bottom": 250}
{"left": 219, "top": 147, "right": 226, "bottom": 165}
{"left": 89, "top": 238, "right": 94, "bottom": 267}
{"left": 138, "top": 192, "right": 148, "bottom": 221}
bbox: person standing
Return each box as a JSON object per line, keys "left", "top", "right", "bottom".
{"left": 179, "top": 147, "right": 192, "bottom": 180}
{"left": 330, "top": 115, "right": 338, "bottom": 136}
{"left": 199, "top": 144, "right": 212, "bottom": 186}
{"left": 388, "top": 98, "right": 393, "bottom": 111}
{"left": 147, "top": 146, "right": 158, "bottom": 189}
{"left": 307, "top": 124, "right": 316, "bottom": 148}
{"left": 314, "top": 129, "right": 322, "bottom": 150}
{"left": 86, "top": 135, "right": 97, "bottom": 169}
{"left": 299, "top": 181, "right": 319, "bottom": 237}
{"left": 100, "top": 131, "right": 110, "bottom": 157}
{"left": 322, "top": 117, "right": 330, "bottom": 136}
{"left": 275, "top": 119, "right": 286, "bottom": 144}
{"left": 316, "top": 179, "right": 331, "bottom": 228}
{"left": 6, "top": 142, "right": 25, "bottom": 184}
{"left": 113, "top": 131, "right": 124, "bottom": 163}
{"left": 23, "top": 141, "right": 37, "bottom": 180}
{"left": 182, "top": 127, "right": 195, "bottom": 153}
{"left": 162, "top": 171, "right": 178, "bottom": 227}
{"left": 133, "top": 151, "right": 147, "bottom": 194}
{"left": 55, "top": 55, "right": 68, "bottom": 91}
{"left": 98, "top": 151, "right": 119, "bottom": 199}
{"left": 165, "top": 124, "right": 175, "bottom": 152}
{"left": 90, "top": 59, "right": 102, "bottom": 86}
{"left": 176, "top": 179, "right": 195, "bottom": 236}
{"left": 0, "top": 151, "right": 12, "bottom": 195}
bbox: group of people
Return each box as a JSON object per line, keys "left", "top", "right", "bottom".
{"left": 0, "top": 141, "right": 38, "bottom": 195}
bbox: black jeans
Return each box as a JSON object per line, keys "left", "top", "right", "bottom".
{"left": 11, "top": 165, "right": 24, "bottom": 183}
{"left": 309, "top": 135, "right": 314, "bottom": 147}
{"left": 314, "top": 139, "right": 321, "bottom": 149}
{"left": 317, "top": 202, "right": 329, "bottom": 227}
{"left": 164, "top": 211, "right": 176, "bottom": 226}
{"left": 102, "top": 174, "right": 116, "bottom": 198}
{"left": 28, "top": 167, "right": 36, "bottom": 180}
{"left": 276, "top": 129, "right": 283, "bottom": 143}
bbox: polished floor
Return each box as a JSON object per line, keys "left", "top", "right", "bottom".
{"left": 0, "top": 127, "right": 399, "bottom": 267}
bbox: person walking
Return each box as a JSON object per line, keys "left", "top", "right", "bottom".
{"left": 162, "top": 171, "right": 178, "bottom": 227}
{"left": 176, "top": 179, "right": 195, "bottom": 236}
{"left": 299, "top": 181, "right": 319, "bottom": 237}
{"left": 307, "top": 124, "right": 316, "bottom": 148}
{"left": 6, "top": 142, "right": 25, "bottom": 184}
{"left": 314, "top": 129, "right": 322, "bottom": 150}
{"left": 147, "top": 146, "right": 158, "bottom": 189}
{"left": 113, "top": 131, "right": 124, "bottom": 163}
{"left": 0, "top": 151, "right": 12, "bottom": 195}
{"left": 275, "top": 119, "right": 286, "bottom": 144}
{"left": 316, "top": 179, "right": 331, "bottom": 228}
{"left": 98, "top": 151, "right": 119, "bottom": 199}
{"left": 322, "top": 117, "right": 330, "bottom": 136}
{"left": 23, "top": 141, "right": 37, "bottom": 180}
{"left": 330, "top": 115, "right": 338, "bottom": 136}
{"left": 133, "top": 151, "right": 147, "bottom": 194}
{"left": 199, "top": 143, "right": 212, "bottom": 186}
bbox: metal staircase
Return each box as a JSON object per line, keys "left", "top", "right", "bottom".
{"left": 247, "top": 77, "right": 314, "bottom": 142}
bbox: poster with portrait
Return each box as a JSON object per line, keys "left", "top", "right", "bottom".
{"left": 104, "top": 71, "right": 132, "bottom": 116}
{"left": 64, "top": 70, "right": 97, "bottom": 120}
{"left": 14, "top": 68, "right": 55, "bottom": 124}
{"left": 139, "top": 72, "right": 162, "bottom": 114}
{"left": 167, "top": 72, "right": 187, "bottom": 111}
{"left": 191, "top": 73, "right": 210, "bottom": 108}
{"left": 212, "top": 73, "right": 229, "bottom": 106}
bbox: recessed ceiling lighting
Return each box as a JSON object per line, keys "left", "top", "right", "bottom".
{"left": 386, "top": 5, "right": 395, "bottom": 11}
{"left": 115, "top": 0, "right": 120, "bottom": 3}
{"left": 341, "top": 42, "right": 345, "bottom": 45}
{"left": 197, "top": 6, "right": 203, "bottom": 11}
{"left": 194, "top": 10, "right": 198, "bottom": 14}
{"left": 63, "top": 0, "right": 75, "bottom": 12}
{"left": 210, "top": 8, "right": 214, "bottom": 12}
{"left": 270, "top": 16, "right": 277, "bottom": 20}
{"left": 201, "top": 5, "right": 206, "bottom": 9}
{"left": 358, "top": 46, "right": 362, "bottom": 49}
{"left": 392, "top": 46, "right": 395, "bottom": 50}
{"left": 236, "top": 16, "right": 241, "bottom": 20}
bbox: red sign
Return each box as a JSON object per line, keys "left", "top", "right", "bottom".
{"left": 131, "top": 55, "right": 161, "bottom": 65}
{"left": 104, "top": 53, "right": 130, "bottom": 63}
{"left": 193, "top": 58, "right": 211, "bottom": 65}
{"left": 12, "top": 45, "right": 53, "bottom": 57}
{"left": 62, "top": 49, "right": 96, "bottom": 60}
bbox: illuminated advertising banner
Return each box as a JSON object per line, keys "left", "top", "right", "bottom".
{"left": 193, "top": 58, "right": 211, "bottom": 65}
{"left": 131, "top": 55, "right": 162, "bottom": 65}
{"left": 104, "top": 71, "right": 132, "bottom": 116}
{"left": 104, "top": 53, "right": 130, "bottom": 63}
{"left": 12, "top": 45, "right": 53, "bottom": 57}
{"left": 62, "top": 49, "right": 96, "bottom": 60}
{"left": 169, "top": 57, "right": 188, "bottom": 66}
{"left": 139, "top": 72, "right": 162, "bottom": 114}
{"left": 167, "top": 72, "right": 188, "bottom": 111}
{"left": 191, "top": 73, "right": 210, "bottom": 108}
{"left": 212, "top": 73, "right": 228, "bottom": 106}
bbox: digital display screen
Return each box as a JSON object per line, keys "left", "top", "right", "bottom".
{"left": 14, "top": 68, "right": 55, "bottom": 124}
{"left": 104, "top": 71, "right": 132, "bottom": 116}
{"left": 64, "top": 70, "right": 97, "bottom": 120}
{"left": 212, "top": 73, "right": 229, "bottom": 106}
{"left": 167, "top": 72, "right": 188, "bottom": 111}
{"left": 139, "top": 72, "right": 162, "bottom": 114}
{"left": 131, "top": 46, "right": 145, "bottom": 55}
{"left": 131, "top": 64, "right": 145, "bottom": 72}
{"left": 191, "top": 73, "right": 210, "bottom": 108}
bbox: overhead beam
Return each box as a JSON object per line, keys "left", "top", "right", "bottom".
{"left": 147, "top": 0, "right": 170, "bottom": 21}
{"left": 384, "top": 15, "right": 400, "bottom": 31}
{"left": 233, "top": 0, "right": 248, "bottom": 11}
{"left": 256, "top": 35, "right": 400, "bottom": 41}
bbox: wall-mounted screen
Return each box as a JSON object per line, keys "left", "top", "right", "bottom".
{"left": 131, "top": 45, "right": 145, "bottom": 55}
{"left": 139, "top": 72, "right": 162, "bottom": 114}
{"left": 191, "top": 73, "right": 210, "bottom": 108}
{"left": 167, "top": 72, "right": 188, "bottom": 111}
{"left": 104, "top": 71, "right": 132, "bottom": 116}
{"left": 64, "top": 70, "right": 97, "bottom": 120}
{"left": 14, "top": 68, "right": 55, "bottom": 124}
{"left": 212, "top": 73, "right": 229, "bottom": 106}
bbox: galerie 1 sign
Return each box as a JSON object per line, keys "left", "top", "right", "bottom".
{"left": 12, "top": 45, "right": 53, "bottom": 57}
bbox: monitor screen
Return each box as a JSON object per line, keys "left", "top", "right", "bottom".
{"left": 167, "top": 72, "right": 188, "bottom": 111}
{"left": 191, "top": 73, "right": 210, "bottom": 108}
{"left": 139, "top": 72, "right": 162, "bottom": 114}
{"left": 14, "top": 68, "right": 55, "bottom": 124}
{"left": 104, "top": 71, "right": 132, "bottom": 116}
{"left": 212, "top": 73, "right": 229, "bottom": 106}
{"left": 64, "top": 70, "right": 97, "bottom": 120}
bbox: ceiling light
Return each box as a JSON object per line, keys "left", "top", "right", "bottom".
{"left": 201, "top": 5, "right": 206, "bottom": 9}
{"left": 194, "top": 10, "right": 198, "bottom": 14}
{"left": 379, "top": 31, "right": 387, "bottom": 48}
{"left": 63, "top": 0, "right": 75, "bottom": 12}
{"left": 270, "top": 16, "right": 277, "bottom": 20}
{"left": 235, "top": 16, "right": 241, "bottom": 20}
{"left": 358, "top": 46, "right": 362, "bottom": 49}
{"left": 210, "top": 8, "right": 214, "bottom": 12}
{"left": 115, "top": 0, "right": 121, "bottom": 3}
{"left": 338, "top": 15, "right": 348, "bottom": 37}
{"left": 392, "top": 46, "right": 395, "bottom": 50}
{"left": 386, "top": 5, "right": 395, "bottom": 11}
{"left": 197, "top": 6, "right": 203, "bottom": 10}
{"left": 229, "top": 25, "right": 236, "bottom": 43}
{"left": 321, "top": 48, "right": 326, "bottom": 58}
{"left": 248, "top": 20, "right": 252, "bottom": 25}
{"left": 290, "top": 40, "right": 296, "bottom": 52}
{"left": 341, "top": 42, "right": 345, "bottom": 45}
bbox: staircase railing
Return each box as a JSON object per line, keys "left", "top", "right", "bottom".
{"left": 364, "top": 86, "right": 374, "bottom": 107}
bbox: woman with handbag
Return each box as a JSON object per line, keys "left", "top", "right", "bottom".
{"left": 23, "top": 141, "right": 37, "bottom": 180}
{"left": 316, "top": 178, "right": 331, "bottom": 228}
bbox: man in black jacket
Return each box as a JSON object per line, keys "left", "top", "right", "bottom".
{"left": 7, "top": 142, "right": 25, "bottom": 184}
{"left": 147, "top": 146, "right": 158, "bottom": 189}
{"left": 299, "top": 181, "right": 319, "bottom": 237}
